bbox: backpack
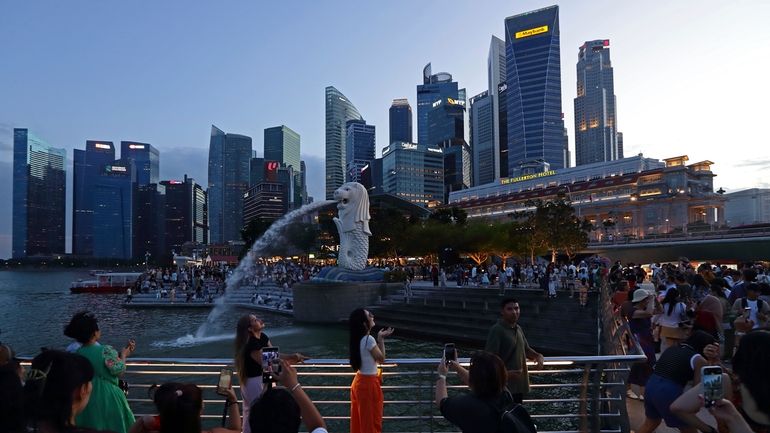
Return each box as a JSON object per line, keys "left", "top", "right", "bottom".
{"left": 486, "top": 392, "right": 537, "bottom": 433}
{"left": 499, "top": 404, "right": 537, "bottom": 433}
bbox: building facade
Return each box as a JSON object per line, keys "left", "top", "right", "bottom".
{"left": 361, "top": 158, "right": 383, "bottom": 193}
{"left": 243, "top": 182, "right": 288, "bottom": 223}
{"left": 133, "top": 183, "right": 165, "bottom": 261}
{"left": 208, "top": 125, "right": 252, "bottom": 243}
{"left": 73, "top": 141, "right": 116, "bottom": 256}
{"left": 92, "top": 160, "right": 135, "bottom": 259}
{"left": 504, "top": 5, "right": 565, "bottom": 174}
{"left": 162, "top": 175, "right": 208, "bottom": 257}
{"left": 448, "top": 155, "right": 726, "bottom": 240}
{"left": 12, "top": 129, "right": 66, "bottom": 258}
{"left": 389, "top": 98, "right": 413, "bottom": 144}
{"left": 120, "top": 141, "right": 159, "bottom": 185}
{"left": 725, "top": 189, "right": 770, "bottom": 226}
{"left": 264, "top": 125, "right": 301, "bottom": 171}
{"left": 325, "top": 86, "right": 363, "bottom": 199}
{"left": 574, "top": 39, "right": 621, "bottom": 166}
{"left": 470, "top": 91, "right": 495, "bottom": 186}
{"left": 345, "top": 119, "right": 376, "bottom": 183}
{"left": 488, "top": 36, "right": 507, "bottom": 180}
{"left": 382, "top": 142, "right": 444, "bottom": 207}
{"left": 417, "top": 64, "right": 463, "bottom": 146}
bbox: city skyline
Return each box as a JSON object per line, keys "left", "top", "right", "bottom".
{"left": 1, "top": 0, "right": 769, "bottom": 258}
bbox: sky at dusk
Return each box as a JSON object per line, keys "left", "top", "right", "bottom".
{"left": 1, "top": 0, "right": 769, "bottom": 258}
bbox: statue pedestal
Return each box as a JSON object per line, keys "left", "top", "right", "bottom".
{"left": 293, "top": 281, "right": 402, "bottom": 323}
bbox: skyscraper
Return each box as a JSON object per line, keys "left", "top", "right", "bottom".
{"left": 470, "top": 91, "right": 495, "bottom": 186}
{"left": 12, "top": 129, "right": 66, "bottom": 258}
{"left": 92, "top": 160, "right": 135, "bottom": 259}
{"left": 120, "top": 141, "right": 159, "bottom": 185}
{"left": 488, "top": 36, "right": 507, "bottom": 179}
{"left": 325, "top": 86, "right": 363, "bottom": 199}
{"left": 417, "top": 63, "right": 459, "bottom": 145}
{"left": 73, "top": 140, "right": 116, "bottom": 256}
{"left": 264, "top": 125, "right": 301, "bottom": 171}
{"left": 427, "top": 95, "right": 471, "bottom": 201}
{"left": 161, "top": 175, "right": 208, "bottom": 257}
{"left": 345, "top": 119, "right": 376, "bottom": 183}
{"left": 208, "top": 125, "right": 252, "bottom": 243}
{"left": 382, "top": 142, "right": 444, "bottom": 207}
{"left": 389, "top": 99, "right": 412, "bottom": 144}
{"left": 505, "top": 5, "right": 565, "bottom": 174}
{"left": 497, "top": 82, "right": 509, "bottom": 178}
{"left": 574, "top": 39, "right": 620, "bottom": 166}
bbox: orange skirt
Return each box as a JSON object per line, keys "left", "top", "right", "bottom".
{"left": 350, "top": 372, "right": 383, "bottom": 433}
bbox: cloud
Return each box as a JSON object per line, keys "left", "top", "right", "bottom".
{"left": 159, "top": 146, "right": 209, "bottom": 185}
{"left": 736, "top": 159, "right": 770, "bottom": 170}
{"left": 0, "top": 123, "right": 12, "bottom": 154}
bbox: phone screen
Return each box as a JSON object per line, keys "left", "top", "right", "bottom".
{"left": 701, "top": 366, "right": 723, "bottom": 407}
{"left": 444, "top": 344, "right": 456, "bottom": 363}
{"left": 262, "top": 347, "right": 279, "bottom": 371}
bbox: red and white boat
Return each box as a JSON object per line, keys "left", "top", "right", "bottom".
{"left": 70, "top": 272, "right": 143, "bottom": 294}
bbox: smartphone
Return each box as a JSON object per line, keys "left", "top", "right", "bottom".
{"left": 216, "top": 368, "right": 232, "bottom": 396}
{"left": 701, "top": 366, "right": 723, "bottom": 407}
{"left": 443, "top": 343, "right": 456, "bottom": 364}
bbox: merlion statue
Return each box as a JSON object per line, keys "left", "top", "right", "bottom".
{"left": 333, "top": 182, "right": 371, "bottom": 271}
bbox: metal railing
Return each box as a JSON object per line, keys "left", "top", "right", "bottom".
{"left": 116, "top": 351, "right": 645, "bottom": 433}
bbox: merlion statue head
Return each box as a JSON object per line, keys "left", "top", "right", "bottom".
{"left": 333, "top": 182, "right": 371, "bottom": 236}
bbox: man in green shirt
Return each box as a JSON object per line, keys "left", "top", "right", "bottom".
{"left": 485, "top": 297, "right": 545, "bottom": 403}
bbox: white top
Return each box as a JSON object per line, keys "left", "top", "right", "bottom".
{"left": 659, "top": 302, "right": 687, "bottom": 327}
{"left": 359, "top": 335, "right": 378, "bottom": 375}
{"left": 310, "top": 428, "right": 329, "bottom": 433}
{"left": 746, "top": 299, "right": 761, "bottom": 329}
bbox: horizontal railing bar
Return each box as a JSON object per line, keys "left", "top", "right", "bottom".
{"left": 126, "top": 355, "right": 647, "bottom": 365}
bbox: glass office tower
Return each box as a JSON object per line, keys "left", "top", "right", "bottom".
{"left": 161, "top": 175, "right": 208, "bottom": 257}
{"left": 12, "top": 129, "right": 66, "bottom": 258}
{"left": 92, "top": 160, "right": 135, "bottom": 259}
{"left": 264, "top": 125, "right": 301, "bottom": 171}
{"left": 325, "top": 86, "right": 363, "bottom": 199}
{"left": 470, "top": 91, "right": 495, "bottom": 186}
{"left": 574, "top": 39, "right": 620, "bottom": 166}
{"left": 345, "top": 119, "right": 376, "bottom": 183}
{"left": 505, "top": 5, "right": 565, "bottom": 174}
{"left": 382, "top": 142, "right": 444, "bottom": 207}
{"left": 121, "top": 141, "right": 159, "bottom": 185}
{"left": 208, "top": 125, "right": 252, "bottom": 243}
{"left": 73, "top": 140, "right": 116, "bottom": 256}
{"left": 389, "top": 98, "right": 413, "bottom": 144}
{"left": 488, "top": 36, "right": 507, "bottom": 180}
{"left": 417, "top": 63, "right": 459, "bottom": 146}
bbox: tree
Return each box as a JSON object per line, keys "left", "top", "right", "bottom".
{"left": 519, "top": 197, "right": 590, "bottom": 263}
{"left": 429, "top": 207, "right": 468, "bottom": 225}
{"left": 240, "top": 218, "right": 276, "bottom": 258}
{"left": 456, "top": 221, "right": 496, "bottom": 266}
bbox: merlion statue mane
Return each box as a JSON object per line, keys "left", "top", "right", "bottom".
{"left": 332, "top": 182, "right": 371, "bottom": 271}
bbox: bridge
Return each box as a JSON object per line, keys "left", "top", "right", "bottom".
{"left": 583, "top": 226, "right": 770, "bottom": 262}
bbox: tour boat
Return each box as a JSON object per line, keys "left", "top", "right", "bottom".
{"left": 70, "top": 272, "right": 143, "bottom": 294}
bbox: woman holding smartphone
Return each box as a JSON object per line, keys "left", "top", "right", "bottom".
{"left": 348, "top": 308, "right": 394, "bottom": 433}
{"left": 234, "top": 314, "right": 307, "bottom": 433}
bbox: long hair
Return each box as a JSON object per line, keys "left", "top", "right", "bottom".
{"left": 24, "top": 350, "right": 94, "bottom": 430}
{"left": 234, "top": 315, "right": 252, "bottom": 381}
{"left": 468, "top": 351, "right": 507, "bottom": 400}
{"left": 662, "top": 288, "right": 680, "bottom": 315}
{"left": 348, "top": 308, "right": 369, "bottom": 372}
{"left": 154, "top": 383, "right": 202, "bottom": 433}
{"left": 733, "top": 330, "right": 770, "bottom": 418}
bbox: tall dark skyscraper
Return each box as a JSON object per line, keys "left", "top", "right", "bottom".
{"left": 497, "top": 82, "right": 509, "bottom": 178}
{"left": 92, "top": 159, "right": 135, "bottom": 259}
{"left": 12, "top": 129, "right": 66, "bottom": 258}
{"left": 427, "top": 94, "right": 471, "bottom": 202}
{"left": 120, "top": 141, "right": 159, "bottom": 185}
{"left": 208, "top": 125, "right": 252, "bottom": 243}
{"left": 574, "top": 39, "right": 621, "bottom": 166}
{"left": 505, "top": 5, "right": 565, "bottom": 174}
{"left": 389, "top": 98, "right": 412, "bottom": 144}
{"left": 325, "top": 86, "right": 363, "bottom": 199}
{"left": 161, "top": 175, "right": 208, "bottom": 257}
{"left": 73, "top": 141, "right": 115, "bottom": 256}
{"left": 345, "top": 119, "right": 376, "bottom": 183}
{"left": 264, "top": 125, "right": 300, "bottom": 171}
{"left": 417, "top": 63, "right": 460, "bottom": 145}
{"left": 470, "top": 90, "right": 494, "bottom": 186}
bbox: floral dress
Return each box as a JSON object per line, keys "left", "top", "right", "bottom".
{"left": 76, "top": 344, "right": 135, "bottom": 433}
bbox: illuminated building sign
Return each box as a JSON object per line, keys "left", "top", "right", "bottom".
{"left": 265, "top": 161, "right": 279, "bottom": 172}
{"left": 515, "top": 25, "right": 549, "bottom": 39}
{"left": 95, "top": 143, "right": 111, "bottom": 150}
{"left": 105, "top": 165, "right": 127, "bottom": 173}
{"left": 500, "top": 170, "right": 556, "bottom": 185}
{"left": 432, "top": 99, "right": 442, "bottom": 108}
{"left": 401, "top": 143, "right": 418, "bottom": 150}
{"left": 427, "top": 147, "right": 443, "bottom": 153}
{"left": 168, "top": 180, "right": 183, "bottom": 185}
{"left": 447, "top": 97, "right": 465, "bottom": 106}
{"left": 128, "top": 144, "right": 145, "bottom": 149}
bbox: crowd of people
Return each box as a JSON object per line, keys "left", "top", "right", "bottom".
{"left": 1, "top": 259, "right": 769, "bottom": 433}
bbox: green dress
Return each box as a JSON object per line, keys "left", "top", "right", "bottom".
{"left": 75, "top": 344, "right": 135, "bottom": 433}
